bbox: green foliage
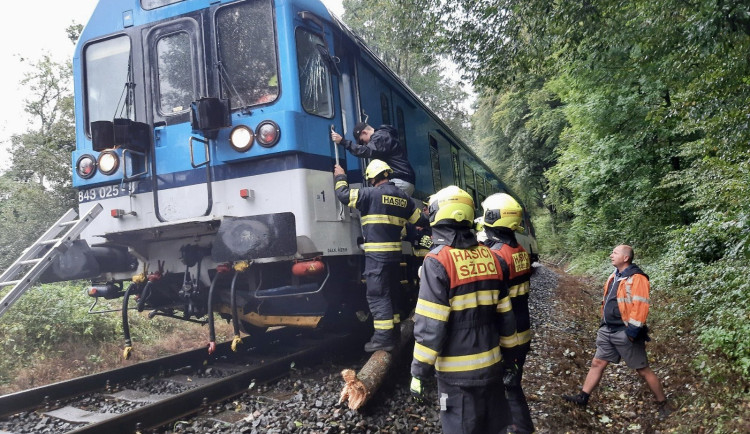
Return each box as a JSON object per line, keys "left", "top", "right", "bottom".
{"left": 342, "top": 0, "right": 471, "bottom": 139}
{"left": 0, "top": 54, "right": 77, "bottom": 271}
{"left": 0, "top": 282, "right": 121, "bottom": 383}
{"left": 434, "top": 0, "right": 750, "bottom": 380}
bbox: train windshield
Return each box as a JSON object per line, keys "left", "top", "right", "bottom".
{"left": 216, "top": 1, "right": 279, "bottom": 109}
{"left": 84, "top": 36, "right": 133, "bottom": 129}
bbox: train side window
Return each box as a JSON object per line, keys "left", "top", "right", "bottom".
{"left": 463, "top": 163, "right": 475, "bottom": 191}
{"left": 84, "top": 35, "right": 133, "bottom": 133}
{"left": 217, "top": 1, "right": 279, "bottom": 109}
{"left": 397, "top": 107, "right": 407, "bottom": 155}
{"left": 296, "top": 29, "right": 333, "bottom": 118}
{"left": 429, "top": 136, "right": 441, "bottom": 192}
{"left": 156, "top": 31, "right": 194, "bottom": 115}
{"left": 141, "top": 0, "right": 183, "bottom": 10}
{"left": 380, "top": 93, "right": 391, "bottom": 125}
{"left": 463, "top": 163, "right": 477, "bottom": 206}
{"left": 451, "top": 145, "right": 460, "bottom": 185}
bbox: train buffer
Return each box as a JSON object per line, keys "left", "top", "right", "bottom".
{"left": 0, "top": 204, "right": 103, "bottom": 318}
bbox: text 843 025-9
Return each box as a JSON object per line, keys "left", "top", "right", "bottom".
{"left": 78, "top": 184, "right": 128, "bottom": 203}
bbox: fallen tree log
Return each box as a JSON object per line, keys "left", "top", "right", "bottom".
{"left": 339, "top": 317, "right": 415, "bottom": 410}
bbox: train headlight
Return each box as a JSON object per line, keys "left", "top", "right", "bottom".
{"left": 76, "top": 154, "right": 97, "bottom": 179}
{"left": 229, "top": 125, "right": 254, "bottom": 152}
{"left": 255, "top": 121, "right": 280, "bottom": 148}
{"left": 97, "top": 150, "right": 120, "bottom": 175}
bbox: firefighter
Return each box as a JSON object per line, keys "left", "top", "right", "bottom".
{"left": 331, "top": 122, "right": 416, "bottom": 196}
{"left": 481, "top": 193, "right": 535, "bottom": 434}
{"left": 333, "top": 160, "right": 423, "bottom": 352}
{"left": 410, "top": 186, "right": 518, "bottom": 434}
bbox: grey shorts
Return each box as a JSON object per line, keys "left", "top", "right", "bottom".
{"left": 594, "top": 326, "right": 649, "bottom": 369}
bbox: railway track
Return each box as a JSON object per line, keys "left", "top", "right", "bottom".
{"left": 0, "top": 327, "right": 362, "bottom": 434}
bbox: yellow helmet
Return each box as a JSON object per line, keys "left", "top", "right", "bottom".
{"left": 481, "top": 193, "right": 523, "bottom": 230}
{"left": 428, "top": 186, "right": 475, "bottom": 227}
{"left": 365, "top": 159, "right": 393, "bottom": 180}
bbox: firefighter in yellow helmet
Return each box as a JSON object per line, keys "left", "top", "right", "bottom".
{"left": 333, "top": 160, "right": 425, "bottom": 352}
{"left": 410, "top": 185, "right": 518, "bottom": 433}
{"left": 481, "top": 193, "right": 534, "bottom": 434}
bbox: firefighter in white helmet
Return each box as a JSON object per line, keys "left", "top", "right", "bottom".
{"left": 410, "top": 186, "right": 519, "bottom": 433}
{"left": 481, "top": 192, "right": 534, "bottom": 434}
{"left": 333, "top": 159, "right": 424, "bottom": 352}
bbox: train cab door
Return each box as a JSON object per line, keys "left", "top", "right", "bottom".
{"left": 144, "top": 14, "right": 212, "bottom": 222}
{"left": 295, "top": 12, "right": 348, "bottom": 223}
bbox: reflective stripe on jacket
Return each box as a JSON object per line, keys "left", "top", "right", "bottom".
{"left": 602, "top": 268, "right": 650, "bottom": 339}
{"left": 488, "top": 240, "right": 532, "bottom": 348}
{"left": 411, "top": 243, "right": 518, "bottom": 386}
{"left": 334, "top": 175, "right": 421, "bottom": 261}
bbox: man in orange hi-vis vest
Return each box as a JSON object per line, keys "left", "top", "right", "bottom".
{"left": 562, "top": 245, "right": 673, "bottom": 419}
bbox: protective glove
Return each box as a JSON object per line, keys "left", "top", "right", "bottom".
{"left": 410, "top": 376, "right": 424, "bottom": 403}
{"left": 417, "top": 235, "right": 433, "bottom": 250}
{"left": 503, "top": 363, "right": 521, "bottom": 388}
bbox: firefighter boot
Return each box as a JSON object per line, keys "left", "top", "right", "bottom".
{"left": 364, "top": 329, "right": 395, "bottom": 353}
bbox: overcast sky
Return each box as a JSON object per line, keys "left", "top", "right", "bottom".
{"left": 0, "top": 0, "right": 344, "bottom": 169}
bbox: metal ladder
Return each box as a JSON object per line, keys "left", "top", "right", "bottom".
{"left": 0, "top": 204, "right": 103, "bottom": 318}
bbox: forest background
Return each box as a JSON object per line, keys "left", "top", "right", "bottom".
{"left": 0, "top": 0, "right": 748, "bottom": 429}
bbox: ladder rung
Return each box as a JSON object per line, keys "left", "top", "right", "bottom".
{"left": 59, "top": 220, "right": 78, "bottom": 227}
{"left": 0, "top": 280, "right": 22, "bottom": 288}
{"left": 40, "top": 238, "right": 62, "bottom": 246}
{"left": 19, "top": 259, "right": 42, "bottom": 265}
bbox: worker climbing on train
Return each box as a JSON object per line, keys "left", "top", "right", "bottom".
{"left": 482, "top": 193, "right": 535, "bottom": 434}
{"left": 331, "top": 122, "right": 416, "bottom": 196}
{"left": 410, "top": 186, "right": 519, "bottom": 433}
{"left": 333, "top": 159, "right": 424, "bottom": 352}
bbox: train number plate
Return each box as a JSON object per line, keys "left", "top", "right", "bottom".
{"left": 78, "top": 184, "right": 129, "bottom": 203}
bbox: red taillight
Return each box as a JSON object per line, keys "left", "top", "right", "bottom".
{"left": 255, "top": 121, "right": 280, "bottom": 147}
{"left": 76, "top": 154, "right": 96, "bottom": 179}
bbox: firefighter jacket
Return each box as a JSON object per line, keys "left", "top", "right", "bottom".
{"left": 485, "top": 228, "right": 532, "bottom": 355}
{"left": 411, "top": 227, "right": 518, "bottom": 386}
{"left": 339, "top": 125, "right": 416, "bottom": 185}
{"left": 601, "top": 264, "right": 650, "bottom": 340}
{"left": 334, "top": 175, "right": 421, "bottom": 262}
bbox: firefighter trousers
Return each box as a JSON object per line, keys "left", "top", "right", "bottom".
{"left": 437, "top": 379, "right": 511, "bottom": 434}
{"left": 364, "top": 258, "right": 401, "bottom": 343}
{"left": 505, "top": 365, "right": 534, "bottom": 434}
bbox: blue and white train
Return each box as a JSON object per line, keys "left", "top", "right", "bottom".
{"left": 60, "top": 0, "right": 537, "bottom": 353}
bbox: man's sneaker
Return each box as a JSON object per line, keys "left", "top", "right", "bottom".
{"left": 562, "top": 392, "right": 589, "bottom": 407}
{"left": 364, "top": 340, "right": 394, "bottom": 353}
{"left": 656, "top": 400, "right": 674, "bottom": 419}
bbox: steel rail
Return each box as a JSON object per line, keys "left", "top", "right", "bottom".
{"left": 67, "top": 331, "right": 356, "bottom": 434}
{"left": 0, "top": 327, "right": 305, "bottom": 418}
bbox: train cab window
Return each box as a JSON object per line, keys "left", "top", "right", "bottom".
{"left": 142, "top": 0, "right": 184, "bottom": 9}
{"left": 217, "top": 1, "right": 279, "bottom": 109}
{"left": 84, "top": 35, "right": 133, "bottom": 132}
{"left": 296, "top": 29, "right": 333, "bottom": 117}
{"left": 396, "top": 107, "right": 407, "bottom": 154}
{"left": 156, "top": 32, "right": 194, "bottom": 115}
{"left": 429, "top": 136, "right": 441, "bottom": 191}
{"left": 380, "top": 94, "right": 391, "bottom": 125}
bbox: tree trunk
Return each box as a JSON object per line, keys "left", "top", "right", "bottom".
{"left": 338, "top": 318, "right": 414, "bottom": 410}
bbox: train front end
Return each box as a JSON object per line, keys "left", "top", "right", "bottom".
{"left": 65, "top": 0, "right": 366, "bottom": 352}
